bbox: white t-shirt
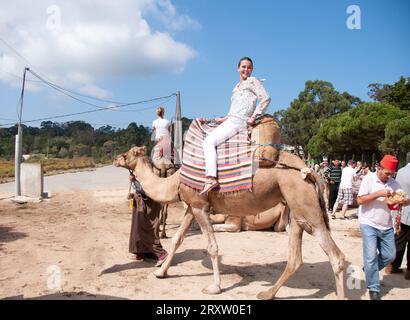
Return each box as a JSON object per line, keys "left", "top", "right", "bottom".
{"left": 339, "top": 166, "right": 356, "bottom": 188}
{"left": 152, "top": 118, "right": 171, "bottom": 140}
{"left": 358, "top": 171, "right": 403, "bottom": 230}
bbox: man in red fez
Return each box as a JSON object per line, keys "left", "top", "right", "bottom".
{"left": 357, "top": 155, "right": 409, "bottom": 300}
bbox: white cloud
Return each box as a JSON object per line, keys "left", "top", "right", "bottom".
{"left": 0, "top": 0, "right": 198, "bottom": 97}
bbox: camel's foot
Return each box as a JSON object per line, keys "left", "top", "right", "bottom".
{"left": 153, "top": 269, "right": 168, "bottom": 278}
{"left": 257, "top": 290, "right": 275, "bottom": 300}
{"left": 202, "top": 284, "right": 221, "bottom": 295}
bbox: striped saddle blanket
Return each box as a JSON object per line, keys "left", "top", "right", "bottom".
{"left": 180, "top": 118, "right": 255, "bottom": 193}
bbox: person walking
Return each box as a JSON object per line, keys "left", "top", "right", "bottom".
{"left": 328, "top": 159, "right": 342, "bottom": 214}
{"left": 331, "top": 160, "right": 356, "bottom": 219}
{"left": 128, "top": 174, "right": 168, "bottom": 267}
{"left": 357, "top": 155, "right": 409, "bottom": 300}
{"left": 385, "top": 152, "right": 410, "bottom": 280}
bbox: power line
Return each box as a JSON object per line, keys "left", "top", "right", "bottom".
{"left": 1, "top": 36, "right": 146, "bottom": 105}
{"left": 28, "top": 70, "right": 129, "bottom": 104}
{"left": 108, "top": 94, "right": 175, "bottom": 112}
{"left": 0, "top": 68, "right": 42, "bottom": 83}
{"left": 0, "top": 37, "right": 36, "bottom": 70}
{"left": 28, "top": 69, "right": 116, "bottom": 111}
{"left": 28, "top": 69, "right": 176, "bottom": 112}
{"left": 0, "top": 92, "right": 176, "bottom": 127}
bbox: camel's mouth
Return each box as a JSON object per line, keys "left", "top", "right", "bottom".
{"left": 113, "top": 155, "right": 125, "bottom": 167}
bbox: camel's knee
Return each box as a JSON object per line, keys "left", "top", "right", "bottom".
{"left": 335, "top": 253, "right": 345, "bottom": 274}
{"left": 207, "top": 243, "right": 218, "bottom": 257}
{"left": 287, "top": 258, "right": 303, "bottom": 273}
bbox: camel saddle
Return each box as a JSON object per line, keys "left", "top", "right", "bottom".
{"left": 251, "top": 115, "right": 281, "bottom": 168}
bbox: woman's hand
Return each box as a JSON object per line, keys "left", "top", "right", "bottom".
{"left": 214, "top": 117, "right": 226, "bottom": 124}
{"left": 247, "top": 115, "right": 256, "bottom": 126}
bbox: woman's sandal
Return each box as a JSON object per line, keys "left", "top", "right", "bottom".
{"left": 200, "top": 180, "right": 219, "bottom": 195}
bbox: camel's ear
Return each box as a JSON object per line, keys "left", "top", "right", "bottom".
{"left": 131, "top": 147, "right": 140, "bottom": 157}
{"left": 131, "top": 146, "right": 147, "bottom": 157}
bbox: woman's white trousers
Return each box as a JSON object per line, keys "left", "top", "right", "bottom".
{"left": 202, "top": 118, "right": 244, "bottom": 177}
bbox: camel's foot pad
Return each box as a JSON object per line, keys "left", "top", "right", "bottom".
{"left": 257, "top": 290, "right": 275, "bottom": 300}
{"left": 202, "top": 284, "right": 222, "bottom": 295}
{"left": 153, "top": 269, "right": 168, "bottom": 278}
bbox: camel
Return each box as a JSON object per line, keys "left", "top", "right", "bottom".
{"left": 205, "top": 201, "right": 289, "bottom": 232}
{"left": 152, "top": 156, "right": 178, "bottom": 238}
{"left": 114, "top": 146, "right": 345, "bottom": 300}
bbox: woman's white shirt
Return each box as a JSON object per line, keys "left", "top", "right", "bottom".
{"left": 152, "top": 118, "right": 171, "bottom": 140}
{"left": 227, "top": 77, "right": 271, "bottom": 125}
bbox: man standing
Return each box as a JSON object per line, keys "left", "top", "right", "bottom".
{"left": 385, "top": 152, "right": 410, "bottom": 280}
{"left": 328, "top": 159, "right": 342, "bottom": 214}
{"left": 331, "top": 160, "right": 356, "bottom": 219}
{"left": 357, "top": 155, "right": 409, "bottom": 300}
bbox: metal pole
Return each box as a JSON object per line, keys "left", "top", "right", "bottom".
{"left": 174, "top": 91, "right": 182, "bottom": 165}
{"left": 15, "top": 67, "right": 29, "bottom": 197}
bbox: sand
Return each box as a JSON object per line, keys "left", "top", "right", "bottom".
{"left": 0, "top": 167, "right": 409, "bottom": 300}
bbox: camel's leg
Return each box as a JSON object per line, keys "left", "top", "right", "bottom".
{"left": 160, "top": 204, "right": 168, "bottom": 238}
{"left": 314, "top": 228, "right": 345, "bottom": 300}
{"left": 212, "top": 223, "right": 241, "bottom": 232}
{"left": 191, "top": 207, "right": 222, "bottom": 295}
{"left": 153, "top": 206, "right": 194, "bottom": 278}
{"left": 212, "top": 216, "right": 241, "bottom": 232}
{"left": 257, "top": 217, "right": 303, "bottom": 300}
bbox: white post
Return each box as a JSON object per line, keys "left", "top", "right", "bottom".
{"left": 15, "top": 133, "right": 21, "bottom": 196}
{"left": 15, "top": 67, "right": 29, "bottom": 197}
{"left": 174, "top": 91, "right": 182, "bottom": 165}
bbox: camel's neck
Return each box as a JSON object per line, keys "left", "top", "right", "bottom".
{"left": 132, "top": 157, "right": 180, "bottom": 203}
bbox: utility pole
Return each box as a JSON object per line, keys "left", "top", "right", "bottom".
{"left": 174, "top": 91, "right": 182, "bottom": 165}
{"left": 15, "top": 67, "right": 29, "bottom": 197}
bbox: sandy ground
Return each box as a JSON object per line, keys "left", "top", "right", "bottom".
{"left": 0, "top": 167, "right": 409, "bottom": 300}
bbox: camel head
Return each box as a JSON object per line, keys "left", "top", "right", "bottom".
{"left": 113, "top": 146, "right": 147, "bottom": 170}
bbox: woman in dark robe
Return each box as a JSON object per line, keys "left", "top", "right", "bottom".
{"left": 128, "top": 175, "right": 168, "bottom": 266}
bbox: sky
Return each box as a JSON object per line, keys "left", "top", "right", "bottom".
{"left": 0, "top": 0, "right": 409, "bottom": 129}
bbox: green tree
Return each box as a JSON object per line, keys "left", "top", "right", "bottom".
{"left": 380, "top": 116, "right": 410, "bottom": 154}
{"left": 368, "top": 76, "right": 410, "bottom": 111}
{"left": 306, "top": 103, "right": 407, "bottom": 157}
{"left": 276, "top": 80, "right": 361, "bottom": 149}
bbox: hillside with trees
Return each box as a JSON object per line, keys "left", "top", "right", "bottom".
{"left": 0, "top": 117, "right": 193, "bottom": 163}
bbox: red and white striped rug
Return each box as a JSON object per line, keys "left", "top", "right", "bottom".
{"left": 180, "top": 119, "right": 254, "bottom": 193}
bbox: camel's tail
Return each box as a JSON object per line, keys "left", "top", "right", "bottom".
{"left": 310, "top": 171, "right": 330, "bottom": 231}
